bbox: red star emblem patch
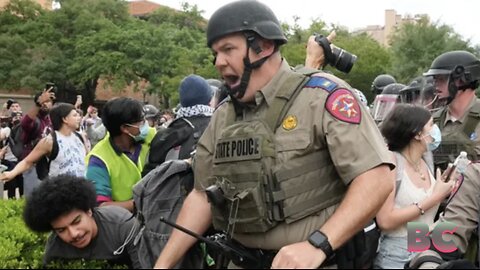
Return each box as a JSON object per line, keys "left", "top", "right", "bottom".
{"left": 325, "top": 89, "right": 362, "bottom": 124}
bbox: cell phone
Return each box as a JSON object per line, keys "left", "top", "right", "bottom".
{"left": 443, "top": 163, "right": 457, "bottom": 182}
{"left": 45, "top": 83, "right": 57, "bottom": 94}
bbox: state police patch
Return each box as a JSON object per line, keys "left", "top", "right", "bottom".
{"left": 325, "top": 89, "right": 361, "bottom": 124}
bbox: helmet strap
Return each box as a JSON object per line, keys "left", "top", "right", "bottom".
{"left": 226, "top": 33, "right": 271, "bottom": 99}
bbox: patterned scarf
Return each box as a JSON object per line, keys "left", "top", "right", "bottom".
{"left": 175, "top": 104, "right": 214, "bottom": 118}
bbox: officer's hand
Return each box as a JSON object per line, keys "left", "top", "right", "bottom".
{"left": 271, "top": 241, "right": 326, "bottom": 269}
{"left": 305, "top": 31, "right": 336, "bottom": 70}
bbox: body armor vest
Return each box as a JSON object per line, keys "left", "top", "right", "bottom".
{"left": 208, "top": 70, "right": 346, "bottom": 234}
{"left": 433, "top": 100, "right": 480, "bottom": 170}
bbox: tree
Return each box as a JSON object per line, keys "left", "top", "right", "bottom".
{"left": 0, "top": 0, "right": 216, "bottom": 109}
{"left": 389, "top": 16, "right": 474, "bottom": 83}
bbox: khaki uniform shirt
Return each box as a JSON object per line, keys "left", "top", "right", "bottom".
{"left": 438, "top": 163, "right": 480, "bottom": 253}
{"left": 439, "top": 97, "right": 480, "bottom": 156}
{"left": 194, "top": 60, "right": 393, "bottom": 250}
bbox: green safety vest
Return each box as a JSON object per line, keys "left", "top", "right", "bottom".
{"left": 87, "top": 127, "right": 156, "bottom": 201}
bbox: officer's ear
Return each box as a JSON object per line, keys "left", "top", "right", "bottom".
{"left": 257, "top": 38, "right": 276, "bottom": 56}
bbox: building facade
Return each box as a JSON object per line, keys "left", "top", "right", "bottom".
{"left": 354, "top": 9, "right": 427, "bottom": 47}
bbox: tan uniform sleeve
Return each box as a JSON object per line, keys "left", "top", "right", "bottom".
{"left": 439, "top": 163, "right": 480, "bottom": 253}
{"left": 320, "top": 90, "right": 393, "bottom": 185}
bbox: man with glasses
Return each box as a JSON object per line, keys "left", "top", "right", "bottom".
{"left": 423, "top": 51, "right": 480, "bottom": 170}
{"left": 85, "top": 97, "right": 156, "bottom": 212}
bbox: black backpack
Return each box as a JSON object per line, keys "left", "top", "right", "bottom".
{"left": 142, "top": 116, "right": 210, "bottom": 177}
{"left": 36, "top": 131, "right": 85, "bottom": 180}
{"left": 7, "top": 118, "right": 41, "bottom": 160}
{"left": 132, "top": 160, "right": 204, "bottom": 269}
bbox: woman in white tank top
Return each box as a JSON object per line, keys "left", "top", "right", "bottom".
{"left": 0, "top": 103, "right": 87, "bottom": 183}
{"left": 373, "top": 104, "right": 455, "bottom": 269}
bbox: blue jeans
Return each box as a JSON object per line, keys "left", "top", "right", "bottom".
{"left": 374, "top": 235, "right": 416, "bottom": 269}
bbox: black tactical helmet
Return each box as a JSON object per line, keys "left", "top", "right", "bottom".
{"left": 371, "top": 74, "right": 396, "bottom": 95}
{"left": 424, "top": 50, "right": 480, "bottom": 82}
{"left": 143, "top": 104, "right": 159, "bottom": 119}
{"left": 206, "top": 0, "right": 287, "bottom": 48}
{"left": 381, "top": 83, "right": 405, "bottom": 95}
{"left": 424, "top": 50, "right": 480, "bottom": 103}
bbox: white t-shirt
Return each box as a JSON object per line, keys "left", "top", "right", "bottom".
{"left": 48, "top": 131, "right": 86, "bottom": 178}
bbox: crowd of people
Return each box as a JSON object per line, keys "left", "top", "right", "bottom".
{"left": 1, "top": 0, "right": 480, "bottom": 269}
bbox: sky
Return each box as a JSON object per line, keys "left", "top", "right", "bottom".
{"left": 149, "top": 0, "right": 480, "bottom": 46}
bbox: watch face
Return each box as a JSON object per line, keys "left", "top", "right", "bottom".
{"left": 309, "top": 230, "right": 327, "bottom": 247}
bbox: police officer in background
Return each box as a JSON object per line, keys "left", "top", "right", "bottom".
{"left": 371, "top": 74, "right": 397, "bottom": 96}
{"left": 154, "top": 0, "right": 394, "bottom": 268}
{"left": 423, "top": 51, "right": 480, "bottom": 170}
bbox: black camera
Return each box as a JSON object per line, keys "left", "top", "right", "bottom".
{"left": 314, "top": 34, "right": 357, "bottom": 73}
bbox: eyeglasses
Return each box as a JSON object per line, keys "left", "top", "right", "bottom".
{"left": 125, "top": 119, "right": 146, "bottom": 129}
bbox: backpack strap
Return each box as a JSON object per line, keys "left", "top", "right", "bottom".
{"left": 266, "top": 72, "right": 310, "bottom": 132}
{"left": 48, "top": 131, "right": 59, "bottom": 162}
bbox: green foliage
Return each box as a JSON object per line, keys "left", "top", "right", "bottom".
{"left": 0, "top": 199, "right": 126, "bottom": 269}
{"left": 389, "top": 16, "right": 473, "bottom": 83}
{"left": 1, "top": 0, "right": 478, "bottom": 109}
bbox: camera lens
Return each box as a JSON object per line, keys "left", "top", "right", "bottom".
{"left": 331, "top": 47, "right": 357, "bottom": 73}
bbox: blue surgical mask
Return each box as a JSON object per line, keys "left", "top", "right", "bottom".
{"left": 128, "top": 121, "right": 150, "bottom": 142}
{"left": 425, "top": 124, "right": 441, "bottom": 151}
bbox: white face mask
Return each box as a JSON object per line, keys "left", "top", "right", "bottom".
{"left": 422, "top": 124, "right": 442, "bottom": 151}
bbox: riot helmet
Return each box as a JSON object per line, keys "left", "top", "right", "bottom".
{"left": 424, "top": 50, "right": 480, "bottom": 104}
{"left": 206, "top": 0, "right": 287, "bottom": 48}
{"left": 372, "top": 83, "right": 404, "bottom": 124}
{"left": 207, "top": 0, "right": 287, "bottom": 100}
{"left": 399, "top": 77, "right": 422, "bottom": 104}
{"left": 144, "top": 104, "right": 159, "bottom": 127}
{"left": 371, "top": 74, "right": 396, "bottom": 95}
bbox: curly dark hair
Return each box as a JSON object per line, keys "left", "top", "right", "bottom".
{"left": 23, "top": 175, "right": 96, "bottom": 233}
{"left": 380, "top": 104, "right": 431, "bottom": 152}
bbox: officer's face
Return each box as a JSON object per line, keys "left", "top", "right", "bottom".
{"left": 211, "top": 33, "right": 247, "bottom": 92}
{"left": 433, "top": 75, "right": 449, "bottom": 99}
{"left": 211, "top": 33, "right": 274, "bottom": 102}
{"left": 51, "top": 209, "right": 98, "bottom": 249}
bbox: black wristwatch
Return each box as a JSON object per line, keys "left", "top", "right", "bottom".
{"left": 308, "top": 230, "right": 334, "bottom": 259}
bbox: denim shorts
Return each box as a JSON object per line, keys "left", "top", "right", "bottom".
{"left": 374, "top": 235, "right": 416, "bottom": 269}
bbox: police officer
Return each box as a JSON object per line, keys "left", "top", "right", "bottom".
{"left": 154, "top": 0, "right": 394, "bottom": 268}
{"left": 144, "top": 104, "right": 159, "bottom": 128}
{"left": 371, "top": 74, "right": 397, "bottom": 96}
{"left": 423, "top": 50, "right": 480, "bottom": 169}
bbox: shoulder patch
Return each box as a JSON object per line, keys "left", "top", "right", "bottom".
{"left": 325, "top": 89, "right": 361, "bottom": 124}
{"left": 304, "top": 76, "right": 337, "bottom": 92}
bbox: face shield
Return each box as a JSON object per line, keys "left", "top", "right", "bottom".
{"left": 371, "top": 94, "right": 399, "bottom": 123}
{"left": 399, "top": 88, "right": 421, "bottom": 104}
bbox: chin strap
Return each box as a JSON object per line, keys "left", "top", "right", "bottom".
{"left": 226, "top": 33, "right": 272, "bottom": 100}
